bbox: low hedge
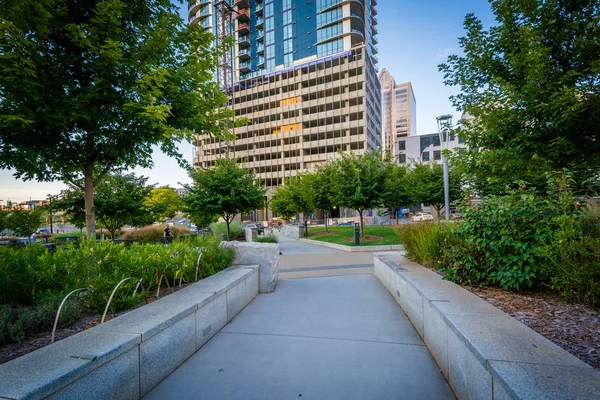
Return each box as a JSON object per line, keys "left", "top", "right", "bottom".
{"left": 0, "top": 235, "right": 234, "bottom": 345}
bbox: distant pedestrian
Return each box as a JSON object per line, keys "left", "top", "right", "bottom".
{"left": 164, "top": 225, "right": 171, "bottom": 237}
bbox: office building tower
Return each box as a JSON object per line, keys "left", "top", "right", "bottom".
{"left": 188, "top": 0, "right": 381, "bottom": 220}
{"left": 378, "top": 68, "right": 416, "bottom": 161}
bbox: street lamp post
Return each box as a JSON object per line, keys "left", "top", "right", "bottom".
{"left": 436, "top": 114, "right": 453, "bottom": 221}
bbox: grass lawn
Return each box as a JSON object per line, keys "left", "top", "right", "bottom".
{"left": 306, "top": 225, "right": 402, "bottom": 246}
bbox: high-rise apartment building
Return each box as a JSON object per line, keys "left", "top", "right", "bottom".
{"left": 188, "top": 0, "right": 381, "bottom": 219}
{"left": 378, "top": 68, "right": 416, "bottom": 161}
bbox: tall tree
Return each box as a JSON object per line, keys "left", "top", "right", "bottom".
{"left": 6, "top": 209, "right": 43, "bottom": 238}
{"left": 306, "top": 164, "right": 336, "bottom": 231}
{"left": 269, "top": 185, "right": 299, "bottom": 221}
{"left": 332, "top": 151, "right": 386, "bottom": 237}
{"left": 0, "top": 209, "right": 9, "bottom": 236}
{"left": 184, "top": 158, "right": 266, "bottom": 241}
{"left": 54, "top": 173, "right": 154, "bottom": 239}
{"left": 145, "top": 187, "right": 182, "bottom": 222}
{"left": 439, "top": 1, "right": 600, "bottom": 193}
{"left": 0, "top": 0, "right": 231, "bottom": 239}
{"left": 382, "top": 163, "right": 410, "bottom": 224}
{"left": 407, "top": 162, "right": 462, "bottom": 219}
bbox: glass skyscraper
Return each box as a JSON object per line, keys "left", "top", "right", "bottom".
{"left": 189, "top": 0, "right": 381, "bottom": 220}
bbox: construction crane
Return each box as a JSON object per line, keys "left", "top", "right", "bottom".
{"left": 213, "top": 0, "right": 238, "bottom": 159}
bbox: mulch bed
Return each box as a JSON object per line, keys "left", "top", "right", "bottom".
{"left": 464, "top": 285, "right": 600, "bottom": 370}
{"left": 341, "top": 236, "right": 383, "bottom": 242}
{"left": 0, "top": 284, "right": 192, "bottom": 365}
{"left": 307, "top": 231, "right": 335, "bottom": 238}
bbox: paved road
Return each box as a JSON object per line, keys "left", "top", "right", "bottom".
{"left": 146, "top": 275, "right": 454, "bottom": 400}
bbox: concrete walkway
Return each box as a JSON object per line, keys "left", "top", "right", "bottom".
{"left": 278, "top": 236, "right": 375, "bottom": 279}
{"left": 145, "top": 274, "right": 454, "bottom": 399}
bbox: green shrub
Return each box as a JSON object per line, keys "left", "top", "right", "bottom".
{"left": 119, "top": 225, "right": 190, "bottom": 243}
{"left": 398, "top": 223, "right": 455, "bottom": 268}
{"left": 256, "top": 236, "right": 278, "bottom": 243}
{"left": 209, "top": 222, "right": 244, "bottom": 239}
{"left": 0, "top": 235, "right": 234, "bottom": 345}
{"left": 442, "top": 173, "right": 588, "bottom": 293}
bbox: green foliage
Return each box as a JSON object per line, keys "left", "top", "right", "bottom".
{"left": 270, "top": 174, "right": 312, "bottom": 221}
{"left": 0, "top": 236, "right": 234, "bottom": 345}
{"left": 440, "top": 1, "right": 600, "bottom": 194}
{"left": 382, "top": 163, "right": 411, "bottom": 223}
{"left": 307, "top": 225, "right": 402, "bottom": 246}
{"left": 443, "top": 184, "right": 563, "bottom": 291}
{"left": 0, "top": 0, "right": 232, "bottom": 238}
{"left": 256, "top": 236, "right": 278, "bottom": 244}
{"left": 270, "top": 184, "right": 300, "bottom": 221}
{"left": 6, "top": 209, "right": 44, "bottom": 237}
{"left": 145, "top": 187, "right": 182, "bottom": 222}
{"left": 0, "top": 209, "right": 9, "bottom": 234}
{"left": 399, "top": 223, "right": 456, "bottom": 268}
{"left": 331, "top": 151, "right": 387, "bottom": 236}
{"left": 54, "top": 173, "right": 154, "bottom": 239}
{"left": 185, "top": 158, "right": 266, "bottom": 240}
{"left": 119, "top": 225, "right": 190, "bottom": 243}
{"left": 406, "top": 162, "right": 462, "bottom": 217}
{"left": 209, "top": 222, "right": 244, "bottom": 240}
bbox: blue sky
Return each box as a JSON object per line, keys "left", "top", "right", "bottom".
{"left": 0, "top": 0, "right": 495, "bottom": 202}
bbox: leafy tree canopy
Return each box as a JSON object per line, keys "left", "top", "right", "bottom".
{"left": 54, "top": 173, "right": 154, "bottom": 239}
{"left": 6, "top": 208, "right": 43, "bottom": 238}
{"left": 382, "top": 163, "right": 411, "bottom": 224}
{"left": 184, "top": 158, "right": 266, "bottom": 240}
{"left": 331, "top": 151, "right": 387, "bottom": 236}
{"left": 0, "top": 0, "right": 231, "bottom": 238}
{"left": 439, "top": 0, "right": 600, "bottom": 194}
{"left": 145, "top": 187, "right": 182, "bottom": 222}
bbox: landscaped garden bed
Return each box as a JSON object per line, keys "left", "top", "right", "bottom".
{"left": 0, "top": 235, "right": 234, "bottom": 364}
{"left": 307, "top": 225, "right": 401, "bottom": 246}
{"left": 398, "top": 174, "right": 600, "bottom": 370}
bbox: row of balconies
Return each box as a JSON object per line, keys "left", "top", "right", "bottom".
{"left": 199, "top": 122, "right": 366, "bottom": 151}
{"left": 233, "top": 60, "right": 365, "bottom": 98}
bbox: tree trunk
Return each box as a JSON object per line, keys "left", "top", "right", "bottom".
{"left": 324, "top": 211, "right": 328, "bottom": 232}
{"left": 84, "top": 172, "right": 95, "bottom": 240}
{"left": 225, "top": 218, "right": 231, "bottom": 241}
{"left": 358, "top": 209, "right": 364, "bottom": 237}
{"left": 396, "top": 208, "right": 400, "bottom": 225}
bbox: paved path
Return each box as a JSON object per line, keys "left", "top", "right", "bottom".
{"left": 277, "top": 236, "right": 375, "bottom": 279}
{"left": 145, "top": 275, "right": 454, "bottom": 399}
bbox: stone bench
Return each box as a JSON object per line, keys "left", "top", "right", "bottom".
{"left": 374, "top": 252, "right": 600, "bottom": 400}
{"left": 0, "top": 265, "right": 260, "bottom": 399}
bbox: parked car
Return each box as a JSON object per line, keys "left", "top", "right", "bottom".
{"left": 337, "top": 222, "right": 354, "bottom": 226}
{"left": 411, "top": 212, "right": 434, "bottom": 222}
{"left": 37, "top": 228, "right": 50, "bottom": 234}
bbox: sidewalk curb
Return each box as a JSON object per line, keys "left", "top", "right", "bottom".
{"left": 299, "top": 238, "right": 404, "bottom": 252}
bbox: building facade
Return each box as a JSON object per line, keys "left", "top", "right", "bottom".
{"left": 188, "top": 0, "right": 381, "bottom": 219}
{"left": 395, "top": 133, "right": 466, "bottom": 165}
{"left": 378, "top": 69, "right": 416, "bottom": 161}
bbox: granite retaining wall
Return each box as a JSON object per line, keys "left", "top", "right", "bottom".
{"left": 374, "top": 252, "right": 600, "bottom": 400}
{"left": 0, "top": 265, "right": 261, "bottom": 399}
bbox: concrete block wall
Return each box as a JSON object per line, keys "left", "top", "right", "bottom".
{"left": 374, "top": 252, "right": 600, "bottom": 400}
{"left": 0, "top": 265, "right": 260, "bottom": 399}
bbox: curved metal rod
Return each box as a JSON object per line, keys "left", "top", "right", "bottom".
{"left": 156, "top": 274, "right": 164, "bottom": 298}
{"left": 131, "top": 278, "right": 143, "bottom": 298}
{"left": 195, "top": 252, "right": 203, "bottom": 281}
{"left": 51, "top": 288, "right": 89, "bottom": 343}
{"left": 101, "top": 277, "right": 134, "bottom": 324}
